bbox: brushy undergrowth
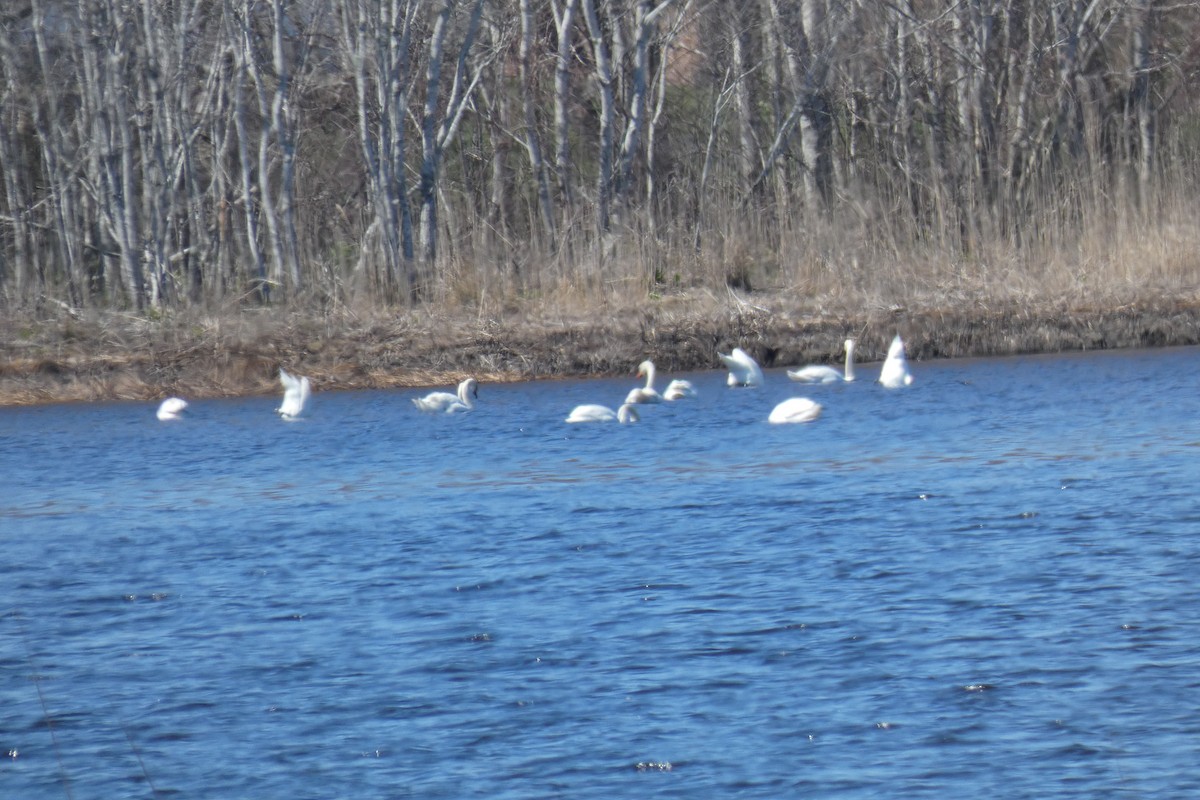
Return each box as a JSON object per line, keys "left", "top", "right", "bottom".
{"left": 4, "top": 190, "right": 1200, "bottom": 406}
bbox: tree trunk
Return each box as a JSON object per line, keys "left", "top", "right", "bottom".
{"left": 519, "top": 0, "right": 557, "bottom": 243}
{"left": 731, "top": 5, "right": 759, "bottom": 193}
{"left": 418, "top": 0, "right": 485, "bottom": 274}
{"left": 240, "top": 0, "right": 300, "bottom": 295}
{"left": 229, "top": 2, "right": 270, "bottom": 303}
{"left": 33, "top": 0, "right": 87, "bottom": 307}
{"left": 0, "top": 27, "right": 34, "bottom": 300}
{"left": 1129, "top": 0, "right": 1155, "bottom": 209}
{"left": 553, "top": 0, "right": 581, "bottom": 231}
{"left": 617, "top": 0, "right": 672, "bottom": 208}
{"left": 581, "top": 0, "right": 615, "bottom": 235}
{"left": 338, "top": 0, "right": 420, "bottom": 302}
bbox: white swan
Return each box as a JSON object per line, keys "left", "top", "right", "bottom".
{"left": 768, "top": 397, "right": 823, "bottom": 424}
{"left": 624, "top": 360, "right": 663, "bottom": 404}
{"left": 663, "top": 379, "right": 696, "bottom": 400}
{"left": 788, "top": 338, "right": 857, "bottom": 383}
{"left": 719, "top": 347, "right": 764, "bottom": 387}
{"left": 565, "top": 403, "right": 640, "bottom": 424}
{"left": 878, "top": 334, "right": 914, "bottom": 388}
{"left": 277, "top": 369, "right": 311, "bottom": 419}
{"left": 156, "top": 397, "right": 188, "bottom": 421}
{"left": 413, "top": 378, "right": 478, "bottom": 413}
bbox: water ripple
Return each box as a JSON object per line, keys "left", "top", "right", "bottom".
{"left": 3, "top": 350, "right": 1200, "bottom": 798}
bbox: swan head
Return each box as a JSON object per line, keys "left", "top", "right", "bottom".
{"left": 626, "top": 361, "right": 662, "bottom": 403}
{"left": 636, "top": 360, "right": 659, "bottom": 392}
{"left": 459, "top": 378, "right": 479, "bottom": 401}
{"left": 616, "top": 403, "right": 640, "bottom": 424}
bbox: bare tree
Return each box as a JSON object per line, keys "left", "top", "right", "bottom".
{"left": 616, "top": 0, "right": 678, "bottom": 207}
{"left": 518, "top": 0, "right": 558, "bottom": 243}
{"left": 580, "top": 0, "right": 616, "bottom": 235}
{"left": 1129, "top": 0, "right": 1156, "bottom": 206}
{"left": 235, "top": 0, "right": 304, "bottom": 294}
{"left": 0, "top": 10, "right": 36, "bottom": 301}
{"left": 754, "top": 0, "right": 848, "bottom": 209}
{"left": 3, "top": 0, "right": 1200, "bottom": 314}
{"left": 417, "top": 0, "right": 486, "bottom": 273}
{"left": 76, "top": 0, "right": 147, "bottom": 308}
{"left": 553, "top": 0, "right": 581, "bottom": 230}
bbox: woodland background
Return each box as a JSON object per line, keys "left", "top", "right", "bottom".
{"left": 2, "top": 0, "right": 1199, "bottom": 320}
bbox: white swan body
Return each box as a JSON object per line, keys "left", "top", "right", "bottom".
{"left": 663, "top": 379, "right": 696, "bottom": 400}
{"left": 413, "top": 378, "right": 478, "bottom": 413}
{"left": 565, "top": 403, "right": 639, "bottom": 424}
{"left": 156, "top": 397, "right": 188, "bottom": 421}
{"left": 878, "top": 334, "right": 914, "bottom": 388}
{"left": 719, "top": 347, "right": 764, "bottom": 387}
{"left": 277, "top": 369, "right": 311, "bottom": 420}
{"left": 788, "top": 338, "right": 857, "bottom": 383}
{"left": 768, "top": 397, "right": 823, "bottom": 424}
{"left": 624, "top": 360, "right": 663, "bottom": 404}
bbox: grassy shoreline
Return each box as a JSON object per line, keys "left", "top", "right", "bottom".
{"left": 2, "top": 293, "right": 1199, "bottom": 407}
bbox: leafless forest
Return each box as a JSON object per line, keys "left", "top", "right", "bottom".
{"left": 2, "top": 0, "right": 1199, "bottom": 317}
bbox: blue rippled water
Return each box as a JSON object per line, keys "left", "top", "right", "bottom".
{"left": 3, "top": 346, "right": 1200, "bottom": 798}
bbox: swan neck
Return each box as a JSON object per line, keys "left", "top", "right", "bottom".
{"left": 458, "top": 382, "right": 475, "bottom": 408}
{"left": 844, "top": 343, "right": 856, "bottom": 381}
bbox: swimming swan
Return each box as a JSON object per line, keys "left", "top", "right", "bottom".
{"left": 413, "top": 378, "right": 479, "bottom": 413}
{"left": 788, "top": 338, "right": 856, "bottom": 383}
{"left": 156, "top": 397, "right": 188, "bottom": 421}
{"left": 565, "top": 403, "right": 640, "bottom": 423}
{"left": 277, "top": 369, "right": 312, "bottom": 420}
{"left": 624, "top": 360, "right": 663, "bottom": 404}
{"left": 878, "top": 334, "right": 914, "bottom": 389}
{"left": 663, "top": 379, "right": 697, "bottom": 400}
{"left": 719, "top": 347, "right": 764, "bottom": 387}
{"left": 768, "top": 397, "right": 823, "bottom": 424}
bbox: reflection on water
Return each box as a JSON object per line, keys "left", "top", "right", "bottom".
{"left": 3, "top": 347, "right": 1200, "bottom": 799}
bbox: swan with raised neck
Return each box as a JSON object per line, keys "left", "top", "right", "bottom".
{"left": 788, "top": 338, "right": 857, "bottom": 383}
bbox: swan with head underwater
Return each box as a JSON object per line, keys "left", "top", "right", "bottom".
{"left": 156, "top": 396, "right": 188, "bottom": 421}
{"left": 663, "top": 378, "right": 696, "bottom": 400}
{"left": 878, "top": 334, "right": 914, "bottom": 388}
{"left": 768, "top": 396, "right": 822, "bottom": 424}
{"left": 565, "top": 403, "right": 640, "bottom": 424}
{"left": 413, "top": 377, "right": 478, "bottom": 413}
{"left": 719, "top": 346, "right": 764, "bottom": 387}
{"left": 277, "top": 368, "right": 312, "bottom": 420}
{"left": 788, "top": 338, "right": 857, "bottom": 384}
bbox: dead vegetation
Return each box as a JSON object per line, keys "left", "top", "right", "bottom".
{"left": 4, "top": 287, "right": 1199, "bottom": 407}
{"left": 6, "top": 178, "right": 1200, "bottom": 407}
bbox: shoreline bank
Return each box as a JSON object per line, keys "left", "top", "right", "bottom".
{"left": 2, "top": 298, "right": 1198, "bottom": 407}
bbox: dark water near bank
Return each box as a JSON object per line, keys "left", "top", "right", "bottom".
{"left": 3, "top": 348, "right": 1200, "bottom": 798}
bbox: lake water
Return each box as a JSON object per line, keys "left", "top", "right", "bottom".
{"left": 3, "top": 347, "right": 1199, "bottom": 798}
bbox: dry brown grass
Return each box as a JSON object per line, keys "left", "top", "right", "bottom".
{"left": 4, "top": 287, "right": 1197, "bottom": 408}
{"left": 5, "top": 183, "right": 1200, "bottom": 406}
